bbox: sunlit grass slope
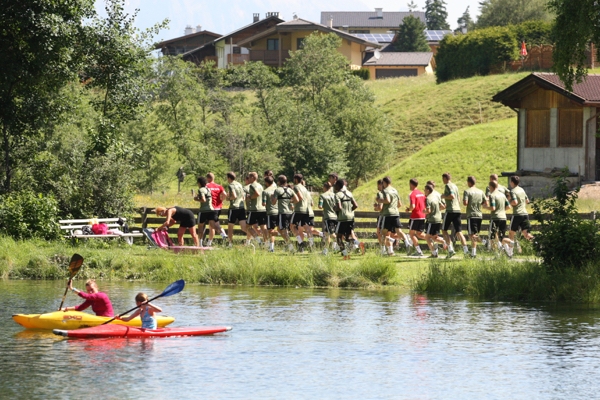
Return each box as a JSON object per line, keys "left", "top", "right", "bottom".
{"left": 366, "top": 72, "right": 527, "bottom": 159}
{"left": 353, "top": 118, "right": 517, "bottom": 206}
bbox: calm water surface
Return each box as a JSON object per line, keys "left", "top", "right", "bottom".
{"left": 1, "top": 280, "right": 600, "bottom": 399}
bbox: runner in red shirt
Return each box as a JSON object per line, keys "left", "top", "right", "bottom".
{"left": 204, "top": 172, "right": 227, "bottom": 246}
{"left": 407, "top": 178, "right": 427, "bottom": 256}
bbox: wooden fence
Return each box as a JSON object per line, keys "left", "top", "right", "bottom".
{"left": 130, "top": 207, "right": 597, "bottom": 246}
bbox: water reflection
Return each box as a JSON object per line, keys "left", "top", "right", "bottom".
{"left": 2, "top": 281, "right": 600, "bottom": 399}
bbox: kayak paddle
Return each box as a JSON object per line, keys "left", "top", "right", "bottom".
{"left": 101, "top": 279, "right": 185, "bottom": 325}
{"left": 58, "top": 254, "right": 84, "bottom": 311}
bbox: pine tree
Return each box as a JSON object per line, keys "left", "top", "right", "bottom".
{"left": 456, "top": 6, "right": 474, "bottom": 33}
{"left": 394, "top": 15, "right": 430, "bottom": 52}
{"left": 407, "top": 0, "right": 418, "bottom": 12}
{"left": 424, "top": 0, "right": 450, "bottom": 30}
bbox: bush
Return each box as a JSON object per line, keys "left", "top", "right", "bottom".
{"left": 533, "top": 173, "right": 600, "bottom": 270}
{"left": 0, "top": 191, "right": 61, "bottom": 240}
{"left": 351, "top": 68, "right": 370, "bottom": 80}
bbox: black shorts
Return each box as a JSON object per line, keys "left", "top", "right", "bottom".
{"left": 381, "top": 216, "right": 401, "bottom": 232}
{"left": 335, "top": 220, "right": 355, "bottom": 240}
{"left": 228, "top": 208, "right": 246, "bottom": 224}
{"left": 426, "top": 222, "right": 441, "bottom": 236}
{"left": 266, "top": 215, "right": 278, "bottom": 230}
{"left": 490, "top": 219, "right": 507, "bottom": 240}
{"left": 291, "top": 212, "right": 310, "bottom": 227}
{"left": 323, "top": 219, "right": 337, "bottom": 235}
{"left": 308, "top": 216, "right": 315, "bottom": 227}
{"left": 278, "top": 214, "right": 293, "bottom": 230}
{"left": 443, "top": 212, "right": 462, "bottom": 232}
{"left": 198, "top": 210, "right": 218, "bottom": 224}
{"left": 467, "top": 218, "right": 482, "bottom": 235}
{"left": 409, "top": 219, "right": 425, "bottom": 233}
{"left": 510, "top": 215, "right": 531, "bottom": 232}
{"left": 247, "top": 211, "right": 267, "bottom": 226}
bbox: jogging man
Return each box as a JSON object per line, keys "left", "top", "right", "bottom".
{"left": 290, "top": 174, "right": 311, "bottom": 252}
{"left": 505, "top": 175, "right": 534, "bottom": 257}
{"left": 441, "top": 172, "right": 468, "bottom": 258}
{"left": 318, "top": 181, "right": 338, "bottom": 255}
{"left": 424, "top": 184, "right": 447, "bottom": 258}
{"left": 225, "top": 171, "right": 247, "bottom": 247}
{"left": 463, "top": 176, "right": 486, "bottom": 258}
{"left": 246, "top": 172, "right": 267, "bottom": 246}
{"left": 374, "top": 180, "right": 385, "bottom": 253}
{"left": 485, "top": 174, "right": 510, "bottom": 249}
{"left": 407, "top": 178, "right": 426, "bottom": 257}
{"left": 205, "top": 172, "right": 228, "bottom": 246}
{"left": 333, "top": 179, "right": 363, "bottom": 260}
{"left": 262, "top": 175, "right": 278, "bottom": 252}
{"left": 272, "top": 175, "right": 295, "bottom": 252}
{"left": 376, "top": 176, "right": 407, "bottom": 256}
{"left": 484, "top": 181, "right": 510, "bottom": 255}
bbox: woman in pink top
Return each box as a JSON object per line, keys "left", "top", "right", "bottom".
{"left": 61, "top": 279, "right": 114, "bottom": 317}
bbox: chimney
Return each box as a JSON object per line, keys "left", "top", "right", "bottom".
{"left": 196, "top": 25, "right": 202, "bottom": 32}
{"left": 184, "top": 25, "right": 194, "bottom": 35}
{"left": 375, "top": 8, "right": 383, "bottom": 18}
{"left": 266, "top": 12, "right": 280, "bottom": 19}
{"left": 328, "top": 15, "right": 333, "bottom": 28}
{"left": 253, "top": 13, "right": 260, "bottom": 23}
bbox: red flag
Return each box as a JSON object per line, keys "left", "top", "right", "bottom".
{"left": 520, "top": 41, "right": 527, "bottom": 57}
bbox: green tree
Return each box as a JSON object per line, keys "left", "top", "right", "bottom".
{"left": 456, "top": 6, "right": 475, "bottom": 33}
{"left": 425, "top": 0, "right": 450, "bottom": 30}
{"left": 477, "top": 0, "right": 553, "bottom": 28}
{"left": 407, "top": 0, "right": 419, "bottom": 12}
{"left": 548, "top": 0, "right": 600, "bottom": 91}
{"left": 395, "top": 15, "right": 431, "bottom": 52}
{"left": 0, "top": 0, "right": 94, "bottom": 193}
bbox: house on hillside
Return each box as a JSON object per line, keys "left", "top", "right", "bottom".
{"left": 237, "top": 17, "right": 380, "bottom": 69}
{"left": 320, "top": 8, "right": 425, "bottom": 34}
{"left": 155, "top": 26, "right": 221, "bottom": 56}
{"left": 362, "top": 52, "right": 433, "bottom": 78}
{"left": 179, "top": 13, "right": 284, "bottom": 68}
{"left": 492, "top": 72, "right": 600, "bottom": 196}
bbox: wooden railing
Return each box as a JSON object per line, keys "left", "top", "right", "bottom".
{"left": 128, "top": 207, "right": 597, "bottom": 246}
{"left": 227, "top": 54, "right": 250, "bottom": 65}
{"left": 248, "top": 49, "right": 290, "bottom": 65}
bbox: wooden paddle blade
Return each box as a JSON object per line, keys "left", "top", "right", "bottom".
{"left": 68, "top": 254, "right": 84, "bottom": 278}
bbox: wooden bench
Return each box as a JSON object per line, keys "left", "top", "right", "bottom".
{"left": 59, "top": 218, "right": 143, "bottom": 245}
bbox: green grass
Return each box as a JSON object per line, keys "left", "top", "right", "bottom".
{"left": 365, "top": 72, "right": 528, "bottom": 159}
{"left": 353, "top": 118, "right": 517, "bottom": 206}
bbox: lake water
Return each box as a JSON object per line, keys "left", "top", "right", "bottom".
{"left": 1, "top": 280, "right": 600, "bottom": 399}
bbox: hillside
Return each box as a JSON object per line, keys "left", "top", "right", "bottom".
{"left": 366, "top": 72, "right": 528, "bottom": 161}
{"left": 353, "top": 118, "right": 517, "bottom": 206}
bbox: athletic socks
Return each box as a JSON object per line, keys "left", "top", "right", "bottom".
{"left": 296, "top": 235, "right": 303, "bottom": 245}
{"left": 269, "top": 242, "right": 275, "bottom": 251}
{"left": 448, "top": 244, "right": 454, "bottom": 253}
{"left": 332, "top": 242, "right": 340, "bottom": 251}
{"left": 405, "top": 239, "right": 412, "bottom": 248}
{"left": 206, "top": 240, "right": 212, "bottom": 247}
{"left": 463, "top": 245, "right": 469, "bottom": 254}
{"left": 308, "top": 237, "right": 314, "bottom": 246}
{"left": 472, "top": 248, "right": 477, "bottom": 257}
{"left": 387, "top": 246, "right": 393, "bottom": 254}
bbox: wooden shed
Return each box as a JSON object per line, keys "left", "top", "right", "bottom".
{"left": 492, "top": 73, "right": 600, "bottom": 196}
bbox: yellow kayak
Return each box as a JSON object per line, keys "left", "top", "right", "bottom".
{"left": 12, "top": 311, "right": 175, "bottom": 330}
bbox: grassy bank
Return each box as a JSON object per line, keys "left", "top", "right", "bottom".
{"left": 0, "top": 236, "right": 428, "bottom": 289}
{"left": 413, "top": 258, "right": 600, "bottom": 303}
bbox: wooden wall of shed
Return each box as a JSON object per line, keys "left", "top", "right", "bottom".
{"left": 521, "top": 87, "right": 577, "bottom": 109}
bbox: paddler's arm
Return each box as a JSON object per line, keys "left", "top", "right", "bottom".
{"left": 117, "top": 309, "right": 141, "bottom": 322}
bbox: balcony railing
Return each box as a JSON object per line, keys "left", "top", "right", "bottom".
{"left": 227, "top": 54, "right": 250, "bottom": 65}
{"left": 249, "top": 49, "right": 290, "bottom": 65}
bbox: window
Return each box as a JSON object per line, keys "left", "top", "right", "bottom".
{"left": 558, "top": 108, "right": 583, "bottom": 147}
{"left": 232, "top": 46, "right": 241, "bottom": 54}
{"left": 296, "top": 38, "right": 305, "bottom": 50}
{"left": 349, "top": 30, "right": 370, "bottom": 33}
{"left": 267, "top": 39, "right": 279, "bottom": 51}
{"left": 526, "top": 109, "right": 550, "bottom": 147}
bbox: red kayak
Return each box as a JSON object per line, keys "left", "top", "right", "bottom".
{"left": 53, "top": 324, "right": 232, "bottom": 338}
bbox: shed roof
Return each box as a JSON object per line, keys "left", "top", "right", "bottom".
{"left": 320, "top": 11, "right": 426, "bottom": 28}
{"left": 362, "top": 52, "right": 432, "bottom": 66}
{"left": 493, "top": 72, "right": 600, "bottom": 107}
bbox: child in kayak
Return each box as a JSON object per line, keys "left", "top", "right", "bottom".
{"left": 62, "top": 279, "right": 114, "bottom": 317}
{"left": 116, "top": 293, "right": 162, "bottom": 329}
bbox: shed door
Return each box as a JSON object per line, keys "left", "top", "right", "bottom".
{"left": 376, "top": 69, "right": 418, "bottom": 79}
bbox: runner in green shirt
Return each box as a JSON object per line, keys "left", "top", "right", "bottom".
{"left": 484, "top": 180, "right": 511, "bottom": 256}
{"left": 246, "top": 172, "right": 267, "bottom": 247}
{"left": 319, "top": 181, "right": 338, "bottom": 255}
{"left": 462, "top": 176, "right": 486, "bottom": 258}
{"left": 225, "top": 171, "right": 247, "bottom": 247}
{"left": 195, "top": 176, "right": 214, "bottom": 247}
{"left": 271, "top": 175, "right": 295, "bottom": 252}
{"left": 262, "top": 175, "right": 278, "bottom": 252}
{"left": 333, "top": 179, "right": 364, "bottom": 259}
{"left": 376, "top": 176, "right": 409, "bottom": 256}
{"left": 441, "top": 172, "right": 468, "bottom": 258}
{"left": 505, "top": 175, "right": 534, "bottom": 257}
{"left": 290, "top": 174, "right": 311, "bottom": 252}
{"left": 424, "top": 184, "right": 448, "bottom": 258}
{"left": 373, "top": 180, "right": 385, "bottom": 254}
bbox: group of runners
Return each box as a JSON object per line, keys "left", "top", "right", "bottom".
{"left": 155, "top": 170, "right": 533, "bottom": 259}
